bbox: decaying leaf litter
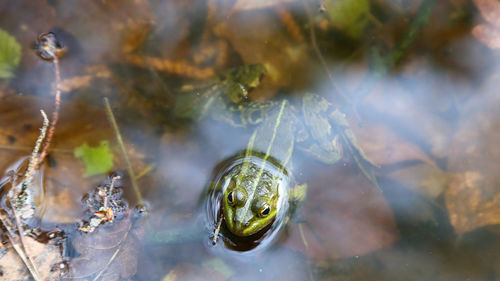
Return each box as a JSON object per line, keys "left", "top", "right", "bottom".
{"left": 0, "top": 0, "right": 500, "bottom": 280}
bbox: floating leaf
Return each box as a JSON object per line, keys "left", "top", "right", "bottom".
{"left": 74, "top": 141, "right": 114, "bottom": 177}
{"left": 325, "top": 0, "right": 371, "bottom": 39}
{"left": 0, "top": 29, "right": 22, "bottom": 78}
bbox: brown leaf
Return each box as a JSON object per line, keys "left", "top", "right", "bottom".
{"left": 386, "top": 163, "right": 450, "bottom": 199}
{"left": 53, "top": 0, "right": 155, "bottom": 62}
{"left": 282, "top": 164, "right": 399, "bottom": 260}
{"left": 0, "top": 236, "right": 62, "bottom": 280}
{"left": 231, "top": 0, "right": 297, "bottom": 12}
{"left": 446, "top": 75, "right": 500, "bottom": 234}
{"left": 472, "top": 24, "right": 500, "bottom": 49}
{"left": 353, "top": 121, "right": 437, "bottom": 167}
{"left": 362, "top": 81, "right": 453, "bottom": 160}
{"left": 473, "top": 0, "right": 500, "bottom": 27}
{"left": 446, "top": 172, "right": 500, "bottom": 234}
{"left": 472, "top": 0, "right": 500, "bottom": 49}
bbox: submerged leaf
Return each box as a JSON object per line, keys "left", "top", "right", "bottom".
{"left": 74, "top": 141, "right": 114, "bottom": 177}
{"left": 283, "top": 164, "right": 398, "bottom": 260}
{"left": 446, "top": 77, "right": 500, "bottom": 234}
{"left": 0, "top": 29, "right": 22, "bottom": 78}
{"left": 69, "top": 179, "right": 143, "bottom": 280}
{"left": 69, "top": 216, "right": 141, "bottom": 280}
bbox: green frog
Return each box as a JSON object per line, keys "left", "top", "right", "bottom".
{"left": 173, "top": 64, "right": 267, "bottom": 126}
{"left": 175, "top": 64, "right": 377, "bottom": 242}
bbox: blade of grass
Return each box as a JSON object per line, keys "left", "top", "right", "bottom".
{"left": 104, "top": 97, "right": 143, "bottom": 204}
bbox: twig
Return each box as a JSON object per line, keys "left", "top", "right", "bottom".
{"left": 103, "top": 175, "right": 120, "bottom": 210}
{"left": 0, "top": 213, "right": 41, "bottom": 281}
{"left": 212, "top": 212, "right": 223, "bottom": 245}
{"left": 302, "top": 0, "right": 346, "bottom": 106}
{"left": 104, "top": 98, "right": 143, "bottom": 203}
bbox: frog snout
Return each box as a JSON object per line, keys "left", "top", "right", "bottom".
{"left": 231, "top": 220, "right": 250, "bottom": 236}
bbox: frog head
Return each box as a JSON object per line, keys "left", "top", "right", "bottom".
{"left": 221, "top": 162, "right": 280, "bottom": 237}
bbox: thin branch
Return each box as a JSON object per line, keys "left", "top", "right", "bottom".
{"left": 104, "top": 98, "right": 143, "bottom": 203}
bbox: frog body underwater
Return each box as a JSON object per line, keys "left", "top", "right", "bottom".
{"left": 176, "top": 64, "right": 377, "bottom": 239}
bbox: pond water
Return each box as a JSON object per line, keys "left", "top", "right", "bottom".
{"left": 1, "top": 0, "right": 500, "bottom": 280}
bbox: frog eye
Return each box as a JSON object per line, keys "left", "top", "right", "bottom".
{"left": 227, "top": 191, "right": 235, "bottom": 206}
{"left": 259, "top": 204, "right": 271, "bottom": 218}
{"left": 227, "top": 187, "right": 248, "bottom": 207}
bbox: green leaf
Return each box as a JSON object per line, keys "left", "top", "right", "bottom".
{"left": 0, "top": 29, "right": 22, "bottom": 78}
{"left": 326, "top": 0, "right": 371, "bottom": 39}
{"left": 74, "top": 141, "right": 114, "bottom": 177}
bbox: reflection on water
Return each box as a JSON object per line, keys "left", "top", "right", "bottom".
{"left": 0, "top": 0, "right": 500, "bottom": 280}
